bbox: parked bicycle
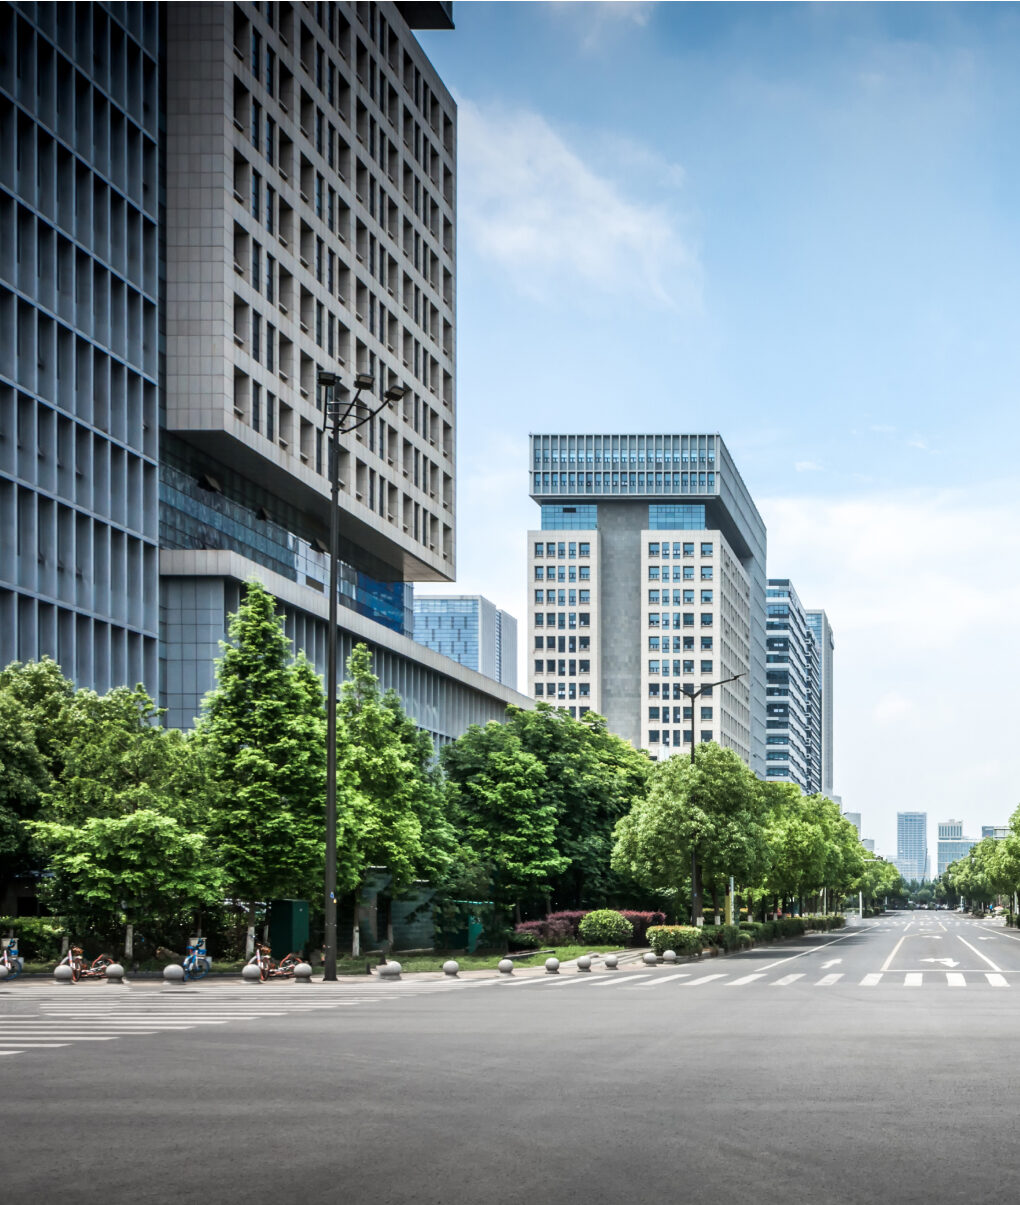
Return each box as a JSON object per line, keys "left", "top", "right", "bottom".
{"left": 247, "top": 943, "right": 302, "bottom": 981}
{"left": 1, "top": 937, "right": 23, "bottom": 980}
{"left": 182, "top": 937, "right": 211, "bottom": 981}
{"left": 57, "top": 947, "right": 115, "bottom": 982}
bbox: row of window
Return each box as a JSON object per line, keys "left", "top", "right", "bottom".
{"left": 649, "top": 683, "right": 713, "bottom": 699}
{"left": 648, "top": 617, "right": 712, "bottom": 640}
{"left": 649, "top": 566, "right": 713, "bottom": 581}
{"left": 532, "top": 540, "right": 592, "bottom": 558}
{"left": 534, "top": 636, "right": 590, "bottom": 651}
{"left": 649, "top": 637, "right": 713, "bottom": 652}
{"left": 534, "top": 472, "right": 716, "bottom": 492}
{"left": 534, "top": 565, "right": 591, "bottom": 581}
{"left": 648, "top": 730, "right": 714, "bottom": 745}
{"left": 648, "top": 542, "right": 713, "bottom": 557}
{"left": 535, "top": 449, "right": 715, "bottom": 466}
{"left": 649, "top": 599, "right": 712, "bottom": 617}
{"left": 534, "top": 612, "right": 590, "bottom": 629}
{"left": 534, "top": 589, "right": 591, "bottom": 605}
{"left": 648, "top": 660, "right": 715, "bottom": 675}
{"left": 534, "top": 682, "right": 591, "bottom": 699}
{"left": 649, "top": 707, "right": 713, "bottom": 721}
{"left": 534, "top": 659, "right": 590, "bottom": 676}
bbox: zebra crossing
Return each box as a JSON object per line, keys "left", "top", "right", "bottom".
{"left": 491, "top": 968, "right": 1016, "bottom": 991}
{"left": 0, "top": 979, "right": 478, "bottom": 1059}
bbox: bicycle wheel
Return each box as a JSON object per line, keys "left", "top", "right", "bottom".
{"left": 92, "top": 955, "right": 113, "bottom": 976}
{"left": 190, "top": 956, "right": 209, "bottom": 980}
{"left": 9, "top": 957, "right": 22, "bottom": 980}
{"left": 259, "top": 959, "right": 273, "bottom": 982}
{"left": 70, "top": 960, "right": 81, "bottom": 982}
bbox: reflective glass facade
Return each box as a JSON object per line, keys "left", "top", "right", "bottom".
{"left": 897, "top": 811, "right": 929, "bottom": 882}
{"left": 413, "top": 594, "right": 517, "bottom": 688}
{"left": 766, "top": 578, "right": 821, "bottom": 793}
{"left": 0, "top": 2, "right": 161, "bottom": 693}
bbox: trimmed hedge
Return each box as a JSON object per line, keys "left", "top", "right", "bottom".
{"left": 578, "top": 910, "right": 633, "bottom": 946}
{"left": 514, "top": 909, "right": 667, "bottom": 949}
{"left": 646, "top": 925, "right": 703, "bottom": 956}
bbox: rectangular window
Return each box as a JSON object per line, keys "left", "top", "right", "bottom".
{"left": 648, "top": 661, "right": 660, "bottom": 674}
{"left": 579, "top": 566, "right": 590, "bottom": 581}
{"left": 534, "top": 542, "right": 544, "bottom": 557}
{"left": 534, "top": 590, "right": 544, "bottom": 603}
{"left": 648, "top": 637, "right": 660, "bottom": 652}
{"left": 701, "top": 590, "right": 713, "bottom": 603}
{"left": 701, "top": 731, "right": 713, "bottom": 743}
{"left": 683, "top": 636, "right": 694, "bottom": 650}
{"left": 535, "top": 567, "right": 544, "bottom": 580}
{"left": 535, "top": 614, "right": 544, "bottom": 626}
{"left": 683, "top": 566, "right": 695, "bottom": 580}
{"left": 683, "top": 589, "right": 694, "bottom": 604}
{"left": 251, "top": 382, "right": 261, "bottom": 432}
{"left": 648, "top": 567, "right": 660, "bottom": 581}
{"left": 648, "top": 590, "right": 660, "bottom": 604}
{"left": 683, "top": 660, "right": 694, "bottom": 673}
{"left": 266, "top": 393, "right": 275, "bottom": 442}
{"left": 252, "top": 100, "right": 261, "bottom": 149}
{"left": 578, "top": 590, "right": 590, "bottom": 603}
{"left": 251, "top": 313, "right": 261, "bottom": 362}
{"left": 701, "top": 707, "right": 713, "bottom": 720}
{"left": 252, "top": 171, "right": 262, "bottom": 219}
{"left": 648, "top": 707, "right": 660, "bottom": 720}
{"left": 579, "top": 542, "right": 590, "bottom": 556}
{"left": 701, "top": 543, "right": 713, "bottom": 556}
{"left": 266, "top": 116, "right": 275, "bottom": 165}
{"left": 535, "top": 684, "right": 544, "bottom": 696}
{"left": 648, "top": 542, "right": 660, "bottom": 557}
{"left": 648, "top": 730, "right": 660, "bottom": 744}
{"left": 701, "top": 566, "right": 713, "bottom": 580}
{"left": 266, "top": 255, "right": 274, "bottom": 302}
{"left": 251, "top": 242, "right": 261, "bottom": 291}
{"left": 265, "top": 324, "right": 274, "bottom": 372}
{"left": 579, "top": 660, "right": 589, "bottom": 673}
{"left": 701, "top": 660, "right": 713, "bottom": 673}
{"left": 683, "top": 542, "right": 695, "bottom": 556}
{"left": 701, "top": 614, "right": 713, "bottom": 627}
{"left": 578, "top": 613, "right": 590, "bottom": 627}
{"left": 701, "top": 637, "right": 713, "bottom": 650}
{"left": 648, "top": 684, "right": 660, "bottom": 699}
{"left": 534, "top": 660, "right": 544, "bottom": 675}
{"left": 568, "top": 542, "right": 577, "bottom": 558}
{"left": 683, "top": 614, "right": 694, "bottom": 627}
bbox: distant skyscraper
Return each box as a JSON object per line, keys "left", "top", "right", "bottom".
{"left": 897, "top": 811, "right": 928, "bottom": 881}
{"left": 805, "top": 609, "right": 834, "bottom": 796}
{"left": 527, "top": 433, "right": 766, "bottom": 770}
{"left": 982, "top": 826, "right": 1009, "bottom": 841}
{"left": 765, "top": 579, "right": 820, "bottom": 793}
{"left": 861, "top": 838, "right": 875, "bottom": 853}
{"left": 937, "top": 825, "right": 977, "bottom": 875}
{"left": 414, "top": 595, "right": 517, "bottom": 688}
{"left": 843, "top": 812, "right": 862, "bottom": 834}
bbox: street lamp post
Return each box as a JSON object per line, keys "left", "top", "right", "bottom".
{"left": 681, "top": 672, "right": 746, "bottom": 927}
{"left": 318, "top": 370, "right": 407, "bottom": 983}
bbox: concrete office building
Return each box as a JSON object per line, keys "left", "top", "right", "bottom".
{"left": 843, "top": 812, "right": 862, "bottom": 834}
{"left": 413, "top": 594, "right": 517, "bottom": 688}
{"left": 765, "top": 578, "right": 820, "bottom": 793}
{"left": 2, "top": 2, "right": 531, "bottom": 743}
{"left": 861, "top": 838, "right": 875, "bottom": 853}
{"left": 527, "top": 433, "right": 766, "bottom": 773}
{"left": 897, "top": 811, "right": 929, "bottom": 882}
{"left": 982, "top": 826, "right": 1009, "bottom": 841}
{"left": 806, "top": 609, "right": 834, "bottom": 796}
{"left": 937, "top": 819, "right": 977, "bottom": 876}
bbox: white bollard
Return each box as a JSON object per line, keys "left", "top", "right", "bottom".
{"left": 105, "top": 963, "right": 126, "bottom": 984}
{"left": 604, "top": 954, "right": 619, "bottom": 970}
{"left": 54, "top": 964, "right": 74, "bottom": 985}
{"left": 663, "top": 950, "right": 677, "bottom": 965}
{"left": 293, "top": 962, "right": 313, "bottom": 983}
{"left": 378, "top": 961, "right": 402, "bottom": 981}
{"left": 241, "top": 964, "right": 262, "bottom": 984}
{"left": 576, "top": 955, "right": 592, "bottom": 973}
{"left": 442, "top": 960, "right": 460, "bottom": 977}
{"left": 642, "top": 952, "right": 658, "bottom": 967}
{"left": 162, "top": 964, "right": 185, "bottom": 986}
{"left": 545, "top": 958, "right": 560, "bottom": 975}
{"left": 497, "top": 959, "right": 514, "bottom": 975}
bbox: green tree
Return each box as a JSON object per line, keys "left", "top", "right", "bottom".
{"left": 0, "top": 658, "right": 77, "bottom": 898}
{"left": 27, "top": 685, "right": 220, "bottom": 955}
{"left": 441, "top": 718, "right": 568, "bottom": 932}
{"left": 611, "top": 742, "right": 765, "bottom": 924}
{"left": 495, "top": 704, "right": 651, "bottom": 909}
{"left": 195, "top": 580, "right": 326, "bottom": 953}
{"left": 334, "top": 644, "right": 455, "bottom": 952}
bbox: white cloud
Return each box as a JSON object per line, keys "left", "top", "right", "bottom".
{"left": 795, "top": 460, "right": 823, "bottom": 472}
{"left": 457, "top": 101, "right": 700, "bottom": 308}
{"left": 553, "top": 1, "right": 656, "bottom": 52}
{"left": 760, "top": 483, "right": 1020, "bottom": 857}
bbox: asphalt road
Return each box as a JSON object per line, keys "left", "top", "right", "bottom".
{"left": 3, "top": 915, "right": 1020, "bottom": 1205}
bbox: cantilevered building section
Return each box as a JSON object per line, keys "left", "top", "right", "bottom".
{"left": 527, "top": 434, "right": 766, "bottom": 774}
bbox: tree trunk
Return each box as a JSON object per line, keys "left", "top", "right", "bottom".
{"left": 124, "top": 922, "right": 134, "bottom": 961}
{"left": 352, "top": 900, "right": 361, "bottom": 958}
{"left": 245, "top": 901, "right": 256, "bottom": 958}
{"left": 712, "top": 887, "right": 721, "bottom": 926}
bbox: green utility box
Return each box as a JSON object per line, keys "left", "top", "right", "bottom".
{"left": 269, "top": 899, "right": 309, "bottom": 957}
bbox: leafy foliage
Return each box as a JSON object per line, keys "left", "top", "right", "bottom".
{"left": 646, "top": 924, "right": 703, "bottom": 955}
{"left": 577, "top": 909, "right": 633, "bottom": 945}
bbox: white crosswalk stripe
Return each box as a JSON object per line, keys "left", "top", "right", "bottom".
{"left": 861, "top": 973, "right": 883, "bottom": 986}
{"left": 817, "top": 973, "right": 843, "bottom": 986}
{"left": 773, "top": 973, "right": 805, "bottom": 986}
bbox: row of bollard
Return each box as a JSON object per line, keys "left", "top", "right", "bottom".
{"left": 50, "top": 949, "right": 679, "bottom": 986}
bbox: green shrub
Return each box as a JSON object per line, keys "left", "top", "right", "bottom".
{"left": 0, "top": 916, "right": 64, "bottom": 961}
{"left": 646, "top": 925, "right": 703, "bottom": 956}
{"left": 737, "top": 932, "right": 753, "bottom": 948}
{"left": 508, "top": 929, "right": 542, "bottom": 950}
{"left": 777, "top": 917, "right": 806, "bottom": 938}
{"left": 716, "top": 923, "right": 742, "bottom": 951}
{"left": 577, "top": 909, "right": 633, "bottom": 947}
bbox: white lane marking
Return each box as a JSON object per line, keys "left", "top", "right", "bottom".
{"left": 728, "top": 973, "right": 765, "bottom": 986}
{"left": 772, "top": 974, "right": 804, "bottom": 986}
{"left": 587, "top": 975, "right": 640, "bottom": 986}
{"left": 821, "top": 959, "right": 842, "bottom": 969}
{"left": 749, "top": 926, "right": 869, "bottom": 974}
{"left": 881, "top": 936, "right": 908, "bottom": 972}
{"left": 817, "top": 973, "right": 843, "bottom": 986}
{"left": 986, "top": 973, "right": 1008, "bottom": 987}
{"left": 679, "top": 973, "right": 727, "bottom": 987}
{"left": 956, "top": 935, "right": 1003, "bottom": 972}
{"left": 904, "top": 973, "right": 923, "bottom": 987}
{"left": 946, "top": 973, "right": 966, "bottom": 987}
{"left": 0, "top": 1051, "right": 20, "bottom": 1056}
{"left": 625, "top": 973, "right": 692, "bottom": 988}
{"left": 860, "top": 973, "right": 883, "bottom": 986}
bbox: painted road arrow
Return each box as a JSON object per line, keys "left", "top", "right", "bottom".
{"left": 821, "top": 959, "right": 842, "bottom": 969}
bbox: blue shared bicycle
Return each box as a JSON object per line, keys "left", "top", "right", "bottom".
{"left": 182, "top": 937, "right": 211, "bottom": 981}
{"left": 1, "top": 937, "right": 24, "bottom": 980}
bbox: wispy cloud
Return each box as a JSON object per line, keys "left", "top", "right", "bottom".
{"left": 794, "top": 460, "right": 823, "bottom": 472}
{"left": 457, "top": 101, "right": 700, "bottom": 308}
{"left": 553, "top": 1, "right": 656, "bottom": 52}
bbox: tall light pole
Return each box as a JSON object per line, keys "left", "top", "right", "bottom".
{"left": 318, "top": 370, "right": 407, "bottom": 982}
{"left": 682, "top": 672, "right": 746, "bottom": 927}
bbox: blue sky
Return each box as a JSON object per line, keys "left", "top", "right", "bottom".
{"left": 417, "top": 2, "right": 1020, "bottom": 861}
